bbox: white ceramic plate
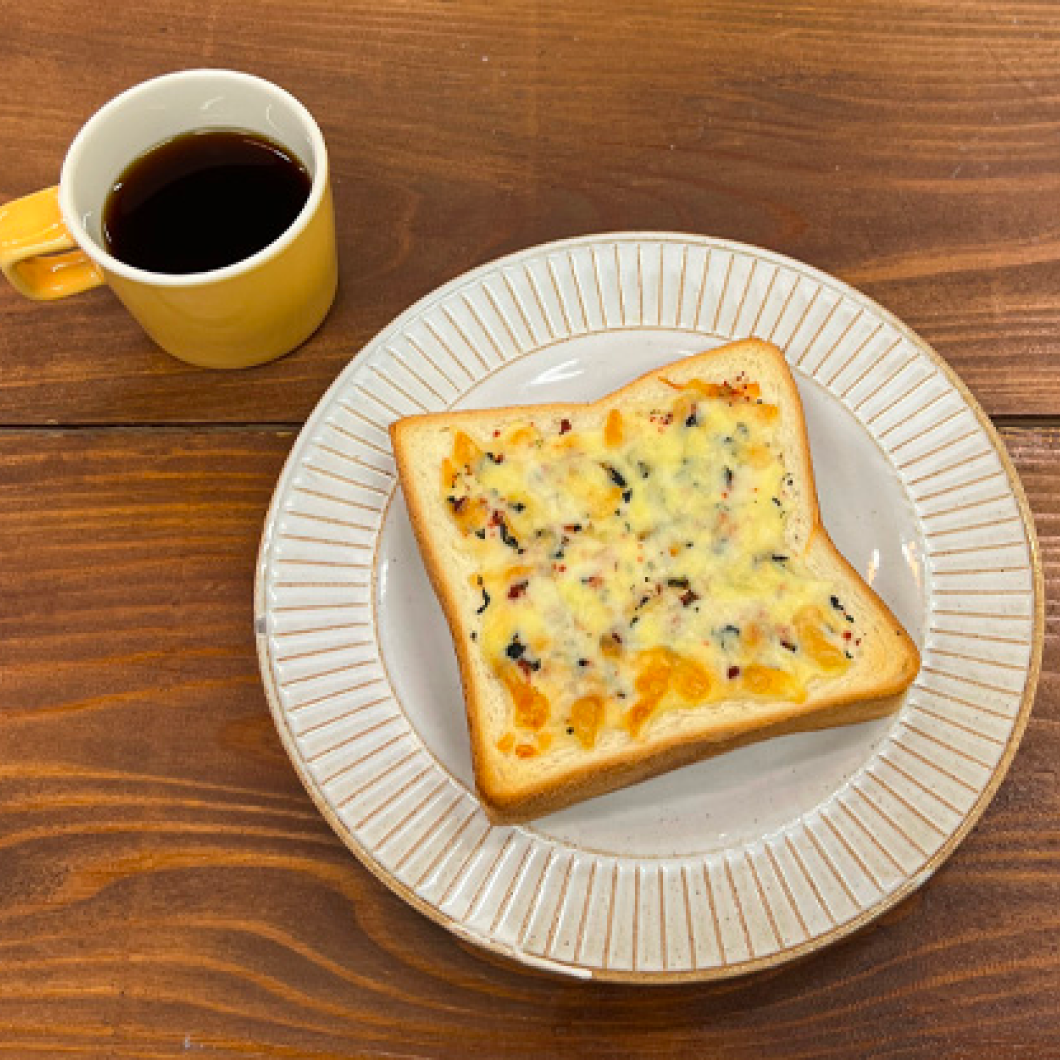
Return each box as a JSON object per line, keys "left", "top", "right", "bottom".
{"left": 255, "top": 233, "right": 1042, "bottom": 981}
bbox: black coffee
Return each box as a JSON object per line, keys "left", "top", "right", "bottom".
{"left": 102, "top": 129, "right": 311, "bottom": 274}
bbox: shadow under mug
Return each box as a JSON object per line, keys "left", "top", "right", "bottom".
{"left": 0, "top": 69, "right": 337, "bottom": 369}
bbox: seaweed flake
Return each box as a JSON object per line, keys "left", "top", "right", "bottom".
{"left": 498, "top": 520, "right": 520, "bottom": 550}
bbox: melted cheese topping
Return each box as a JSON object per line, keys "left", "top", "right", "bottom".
{"left": 441, "top": 376, "right": 859, "bottom": 758}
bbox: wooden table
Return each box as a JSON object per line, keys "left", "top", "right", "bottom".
{"left": 2, "top": 1, "right": 1057, "bottom": 1055}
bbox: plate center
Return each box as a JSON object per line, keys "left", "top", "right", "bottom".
{"left": 375, "top": 330, "right": 925, "bottom": 857}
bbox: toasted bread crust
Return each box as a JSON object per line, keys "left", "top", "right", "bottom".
{"left": 390, "top": 340, "right": 920, "bottom": 822}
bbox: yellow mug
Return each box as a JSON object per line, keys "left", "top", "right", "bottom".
{"left": 0, "top": 69, "right": 337, "bottom": 369}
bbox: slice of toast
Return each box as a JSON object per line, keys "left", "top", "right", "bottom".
{"left": 390, "top": 339, "right": 920, "bottom": 822}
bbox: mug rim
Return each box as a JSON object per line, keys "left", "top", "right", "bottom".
{"left": 58, "top": 68, "right": 329, "bottom": 288}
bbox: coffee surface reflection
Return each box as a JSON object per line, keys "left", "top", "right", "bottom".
{"left": 102, "top": 129, "right": 311, "bottom": 274}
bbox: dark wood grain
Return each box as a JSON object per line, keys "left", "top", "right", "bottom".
{"left": 0, "top": 426, "right": 1055, "bottom": 1058}
{"left": 4, "top": 1, "right": 1060, "bottom": 422}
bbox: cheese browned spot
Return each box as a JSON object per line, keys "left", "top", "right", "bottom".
{"left": 440, "top": 375, "right": 858, "bottom": 753}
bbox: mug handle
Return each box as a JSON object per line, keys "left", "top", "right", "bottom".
{"left": 0, "top": 185, "right": 104, "bottom": 300}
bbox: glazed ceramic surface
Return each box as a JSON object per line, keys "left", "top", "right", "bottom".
{"left": 0, "top": 69, "right": 336, "bottom": 366}
{"left": 255, "top": 233, "right": 1041, "bottom": 980}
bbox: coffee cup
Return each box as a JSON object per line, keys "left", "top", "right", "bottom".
{"left": 0, "top": 69, "right": 337, "bottom": 369}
